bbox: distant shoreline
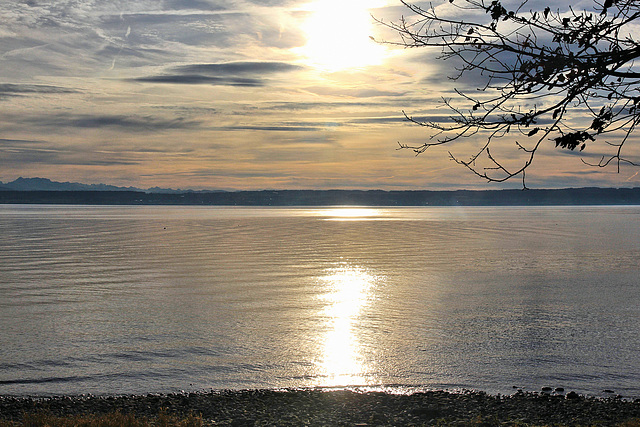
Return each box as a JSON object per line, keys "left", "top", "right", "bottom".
{"left": 2, "top": 187, "right": 640, "bottom": 206}
{"left": 1, "top": 388, "right": 639, "bottom": 426}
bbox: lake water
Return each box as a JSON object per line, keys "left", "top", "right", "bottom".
{"left": 1, "top": 205, "right": 639, "bottom": 397}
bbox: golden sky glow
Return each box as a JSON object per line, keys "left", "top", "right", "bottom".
{"left": 0, "top": 1, "right": 638, "bottom": 190}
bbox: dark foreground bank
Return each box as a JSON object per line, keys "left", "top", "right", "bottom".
{"left": 2, "top": 389, "right": 640, "bottom": 426}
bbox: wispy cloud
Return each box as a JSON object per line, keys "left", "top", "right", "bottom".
{"left": 132, "top": 75, "right": 264, "bottom": 86}
{"left": 22, "top": 114, "right": 200, "bottom": 132}
{"left": 0, "top": 83, "right": 80, "bottom": 98}
{"left": 0, "top": 139, "right": 141, "bottom": 166}
{"left": 222, "top": 125, "right": 323, "bottom": 132}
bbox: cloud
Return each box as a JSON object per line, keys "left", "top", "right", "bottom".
{"left": 0, "top": 137, "right": 44, "bottom": 145}
{"left": 303, "top": 86, "right": 407, "bottom": 98}
{"left": 253, "top": 101, "right": 390, "bottom": 111}
{"left": 21, "top": 114, "right": 200, "bottom": 132}
{"left": 131, "top": 61, "right": 304, "bottom": 87}
{"left": 348, "top": 116, "right": 408, "bottom": 125}
{"left": 132, "top": 75, "right": 264, "bottom": 86}
{"left": 3, "top": 149, "right": 141, "bottom": 166}
{"left": 98, "top": 10, "right": 254, "bottom": 53}
{"left": 163, "top": 0, "right": 228, "bottom": 11}
{"left": 101, "top": 11, "right": 234, "bottom": 26}
{"left": 96, "top": 45, "right": 169, "bottom": 61}
{"left": 222, "top": 125, "right": 323, "bottom": 132}
{"left": 151, "top": 105, "right": 219, "bottom": 115}
{"left": 0, "top": 139, "right": 140, "bottom": 166}
{"left": 243, "top": 0, "right": 305, "bottom": 5}
{"left": 217, "top": 116, "right": 437, "bottom": 133}
{"left": 270, "top": 135, "right": 340, "bottom": 145}
{"left": 175, "top": 61, "right": 304, "bottom": 75}
{"left": 0, "top": 83, "right": 80, "bottom": 98}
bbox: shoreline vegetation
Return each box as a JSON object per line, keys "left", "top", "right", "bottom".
{"left": 1, "top": 389, "right": 640, "bottom": 426}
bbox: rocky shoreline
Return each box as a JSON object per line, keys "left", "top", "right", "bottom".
{"left": 1, "top": 388, "right": 640, "bottom": 426}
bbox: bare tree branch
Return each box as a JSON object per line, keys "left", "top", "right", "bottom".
{"left": 378, "top": 0, "right": 640, "bottom": 187}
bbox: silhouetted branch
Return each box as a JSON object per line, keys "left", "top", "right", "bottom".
{"left": 378, "top": 0, "right": 640, "bottom": 186}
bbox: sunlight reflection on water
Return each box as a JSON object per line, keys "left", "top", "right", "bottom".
{"left": 316, "top": 207, "right": 384, "bottom": 221}
{"left": 315, "top": 266, "right": 378, "bottom": 387}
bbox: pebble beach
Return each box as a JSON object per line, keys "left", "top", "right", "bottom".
{"left": 2, "top": 388, "right": 640, "bottom": 426}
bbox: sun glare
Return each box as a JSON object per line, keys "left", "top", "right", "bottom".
{"left": 321, "top": 207, "right": 381, "bottom": 220}
{"left": 316, "top": 266, "right": 377, "bottom": 387}
{"left": 297, "top": 0, "right": 388, "bottom": 71}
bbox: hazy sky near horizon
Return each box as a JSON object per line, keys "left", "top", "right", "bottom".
{"left": 1, "top": 0, "right": 639, "bottom": 190}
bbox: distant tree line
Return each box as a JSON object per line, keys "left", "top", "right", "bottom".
{"left": 3, "top": 188, "right": 640, "bottom": 205}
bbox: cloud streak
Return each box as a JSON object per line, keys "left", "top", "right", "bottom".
{"left": 175, "top": 61, "right": 304, "bottom": 74}
{"left": 131, "top": 61, "right": 304, "bottom": 87}
{"left": 0, "top": 84, "right": 80, "bottom": 97}
{"left": 21, "top": 114, "right": 201, "bottom": 132}
{"left": 132, "top": 75, "right": 264, "bottom": 86}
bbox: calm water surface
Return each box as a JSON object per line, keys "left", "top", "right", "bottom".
{"left": 1, "top": 205, "right": 639, "bottom": 397}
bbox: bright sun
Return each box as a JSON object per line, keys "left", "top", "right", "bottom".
{"left": 297, "top": 0, "right": 388, "bottom": 71}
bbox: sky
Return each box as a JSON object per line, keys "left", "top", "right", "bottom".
{"left": 1, "top": 0, "right": 639, "bottom": 190}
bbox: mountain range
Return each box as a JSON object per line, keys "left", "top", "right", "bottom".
{"left": 0, "top": 177, "right": 189, "bottom": 193}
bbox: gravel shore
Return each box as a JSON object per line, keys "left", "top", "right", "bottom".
{"left": 1, "top": 388, "right": 640, "bottom": 426}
